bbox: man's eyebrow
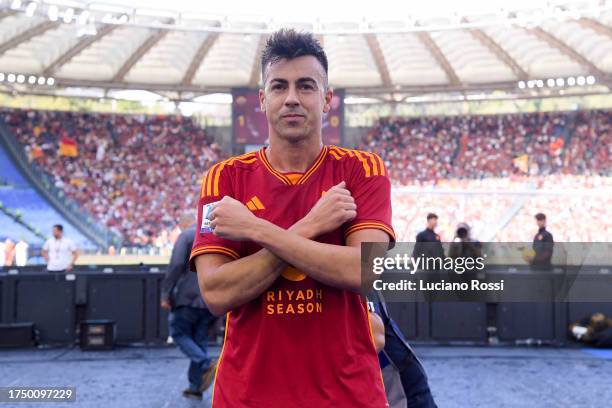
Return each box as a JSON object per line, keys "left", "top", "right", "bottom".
{"left": 269, "top": 77, "right": 318, "bottom": 84}
{"left": 296, "top": 77, "right": 316, "bottom": 83}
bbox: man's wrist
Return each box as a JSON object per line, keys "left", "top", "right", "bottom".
{"left": 290, "top": 218, "right": 317, "bottom": 239}
{"left": 249, "top": 217, "right": 273, "bottom": 243}
{"left": 250, "top": 215, "right": 317, "bottom": 243}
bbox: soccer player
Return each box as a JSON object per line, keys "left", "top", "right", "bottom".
{"left": 190, "top": 29, "right": 394, "bottom": 407}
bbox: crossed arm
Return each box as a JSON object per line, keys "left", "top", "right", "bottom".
{"left": 194, "top": 182, "right": 389, "bottom": 316}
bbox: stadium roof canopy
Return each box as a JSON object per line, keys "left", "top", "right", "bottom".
{"left": 0, "top": 0, "right": 612, "bottom": 100}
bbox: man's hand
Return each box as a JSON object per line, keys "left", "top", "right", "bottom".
{"left": 209, "top": 196, "right": 260, "bottom": 241}
{"left": 369, "top": 311, "right": 386, "bottom": 353}
{"left": 66, "top": 264, "right": 73, "bottom": 272}
{"left": 160, "top": 298, "right": 172, "bottom": 310}
{"left": 299, "top": 181, "right": 357, "bottom": 237}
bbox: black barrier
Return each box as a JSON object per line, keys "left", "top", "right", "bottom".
{"left": 0, "top": 265, "right": 611, "bottom": 345}
{"left": 0, "top": 267, "right": 169, "bottom": 346}
{"left": 430, "top": 302, "right": 487, "bottom": 341}
{"left": 15, "top": 275, "right": 76, "bottom": 343}
{"left": 361, "top": 242, "right": 612, "bottom": 344}
{"left": 497, "top": 303, "right": 556, "bottom": 341}
{"left": 86, "top": 275, "right": 146, "bottom": 342}
{"left": 362, "top": 242, "right": 612, "bottom": 303}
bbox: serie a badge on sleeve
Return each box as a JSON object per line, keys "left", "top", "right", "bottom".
{"left": 200, "top": 201, "right": 219, "bottom": 234}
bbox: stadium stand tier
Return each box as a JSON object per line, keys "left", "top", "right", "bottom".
{"left": 363, "top": 110, "right": 610, "bottom": 185}
{"left": 1, "top": 108, "right": 610, "bottom": 246}
{"left": 1, "top": 109, "right": 224, "bottom": 247}
{"left": 0, "top": 142, "right": 90, "bottom": 250}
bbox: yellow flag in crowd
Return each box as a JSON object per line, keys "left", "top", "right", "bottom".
{"left": 59, "top": 135, "right": 78, "bottom": 157}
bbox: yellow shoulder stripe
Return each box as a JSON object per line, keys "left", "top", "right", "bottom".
{"left": 352, "top": 150, "right": 371, "bottom": 178}
{"left": 331, "top": 147, "right": 385, "bottom": 178}
{"left": 329, "top": 149, "right": 343, "bottom": 160}
{"left": 201, "top": 154, "right": 257, "bottom": 198}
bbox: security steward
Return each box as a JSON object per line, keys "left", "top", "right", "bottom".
{"left": 413, "top": 213, "right": 445, "bottom": 260}
{"left": 531, "top": 213, "right": 554, "bottom": 271}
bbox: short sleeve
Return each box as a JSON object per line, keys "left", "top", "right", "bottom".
{"left": 42, "top": 240, "right": 50, "bottom": 251}
{"left": 68, "top": 239, "right": 77, "bottom": 252}
{"left": 345, "top": 151, "right": 395, "bottom": 241}
{"left": 189, "top": 162, "right": 242, "bottom": 272}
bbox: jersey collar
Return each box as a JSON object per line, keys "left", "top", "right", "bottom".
{"left": 258, "top": 145, "right": 328, "bottom": 186}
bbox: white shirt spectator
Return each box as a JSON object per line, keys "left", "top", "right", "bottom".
{"left": 96, "top": 139, "right": 107, "bottom": 161}
{"left": 43, "top": 237, "right": 77, "bottom": 271}
{"left": 15, "top": 241, "right": 28, "bottom": 267}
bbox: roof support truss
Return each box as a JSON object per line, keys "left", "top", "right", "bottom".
{"left": 469, "top": 28, "right": 528, "bottom": 80}
{"left": 112, "top": 29, "right": 168, "bottom": 82}
{"left": 416, "top": 32, "right": 461, "bottom": 86}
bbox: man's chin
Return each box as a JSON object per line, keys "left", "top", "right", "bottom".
{"left": 276, "top": 127, "right": 310, "bottom": 142}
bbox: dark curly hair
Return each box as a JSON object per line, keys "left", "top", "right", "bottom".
{"left": 261, "top": 29, "right": 328, "bottom": 86}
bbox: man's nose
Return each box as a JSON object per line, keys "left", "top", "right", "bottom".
{"left": 284, "top": 85, "right": 300, "bottom": 107}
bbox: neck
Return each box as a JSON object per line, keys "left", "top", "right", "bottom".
{"left": 266, "top": 137, "right": 323, "bottom": 173}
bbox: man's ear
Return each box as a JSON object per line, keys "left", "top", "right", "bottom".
{"left": 259, "top": 88, "right": 265, "bottom": 112}
{"left": 323, "top": 87, "right": 333, "bottom": 113}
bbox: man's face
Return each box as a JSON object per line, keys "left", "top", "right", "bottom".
{"left": 427, "top": 218, "right": 438, "bottom": 230}
{"left": 259, "top": 56, "right": 332, "bottom": 143}
{"left": 536, "top": 219, "right": 546, "bottom": 229}
{"left": 52, "top": 227, "right": 62, "bottom": 239}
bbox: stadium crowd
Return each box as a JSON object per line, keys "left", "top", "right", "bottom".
{"left": 363, "top": 110, "right": 610, "bottom": 185}
{"left": 495, "top": 175, "right": 612, "bottom": 242}
{"left": 392, "top": 175, "right": 612, "bottom": 243}
{"left": 1, "top": 108, "right": 609, "bottom": 246}
{"left": 1, "top": 109, "right": 224, "bottom": 246}
{"left": 371, "top": 110, "right": 610, "bottom": 243}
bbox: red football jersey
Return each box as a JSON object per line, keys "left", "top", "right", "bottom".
{"left": 190, "top": 145, "right": 394, "bottom": 408}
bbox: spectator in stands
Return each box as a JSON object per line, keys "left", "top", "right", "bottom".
{"left": 42, "top": 224, "right": 79, "bottom": 273}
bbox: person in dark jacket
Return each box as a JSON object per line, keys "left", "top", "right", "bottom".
{"left": 161, "top": 212, "right": 216, "bottom": 400}
{"left": 448, "top": 222, "right": 482, "bottom": 261}
{"left": 531, "top": 213, "right": 554, "bottom": 271}
{"left": 413, "top": 213, "right": 445, "bottom": 261}
{"left": 412, "top": 214, "right": 446, "bottom": 302}
{"left": 368, "top": 291, "right": 438, "bottom": 408}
